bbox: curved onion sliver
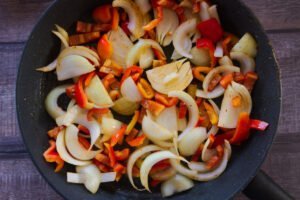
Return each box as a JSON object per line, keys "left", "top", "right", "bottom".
{"left": 140, "top": 150, "right": 185, "bottom": 191}
{"left": 65, "top": 124, "right": 100, "bottom": 160}
{"left": 161, "top": 174, "right": 194, "bottom": 197}
{"left": 207, "top": 99, "right": 220, "bottom": 136}
{"left": 142, "top": 115, "right": 173, "bottom": 141}
{"left": 230, "top": 52, "right": 255, "bottom": 73}
{"left": 55, "top": 105, "right": 80, "bottom": 126}
{"left": 170, "top": 141, "right": 232, "bottom": 181}
{"left": 139, "top": 47, "right": 154, "bottom": 69}
{"left": 199, "top": 1, "right": 210, "bottom": 21}
{"left": 36, "top": 59, "right": 57, "bottom": 72}
{"left": 126, "top": 39, "right": 164, "bottom": 67}
{"left": 188, "top": 161, "right": 210, "bottom": 173}
{"left": 172, "top": 18, "right": 196, "bottom": 59}
{"left": 219, "top": 56, "right": 233, "bottom": 66}
{"left": 168, "top": 91, "right": 198, "bottom": 141}
{"left": 56, "top": 130, "right": 91, "bottom": 166}
{"left": 101, "top": 117, "right": 122, "bottom": 137}
{"left": 113, "top": 0, "right": 144, "bottom": 38}
{"left": 214, "top": 42, "right": 223, "bottom": 58}
{"left": 55, "top": 24, "right": 69, "bottom": 42}
{"left": 201, "top": 137, "right": 217, "bottom": 162}
{"left": 196, "top": 85, "right": 224, "bottom": 99}
{"left": 75, "top": 164, "right": 102, "bottom": 194}
{"left": 74, "top": 112, "right": 101, "bottom": 150}
{"left": 135, "top": 0, "right": 151, "bottom": 14}
{"left": 152, "top": 139, "right": 174, "bottom": 148}
{"left": 156, "top": 106, "right": 178, "bottom": 133}
{"left": 52, "top": 30, "right": 69, "bottom": 49}
{"left": 45, "top": 85, "right": 71, "bottom": 119}
{"left": 127, "top": 145, "right": 163, "bottom": 190}
{"left": 231, "top": 33, "right": 257, "bottom": 58}
{"left": 208, "top": 5, "right": 220, "bottom": 23}
{"left": 121, "top": 76, "right": 142, "bottom": 102}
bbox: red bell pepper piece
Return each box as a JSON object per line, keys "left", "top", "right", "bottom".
{"left": 127, "top": 134, "right": 147, "bottom": 147}
{"left": 196, "top": 38, "right": 216, "bottom": 67}
{"left": 120, "top": 66, "right": 143, "bottom": 84}
{"left": 243, "top": 72, "right": 258, "bottom": 92}
{"left": 43, "top": 140, "right": 64, "bottom": 172}
{"left": 178, "top": 102, "right": 188, "bottom": 119}
{"left": 47, "top": 126, "right": 64, "bottom": 139}
{"left": 230, "top": 112, "right": 251, "bottom": 145}
{"left": 141, "top": 99, "right": 165, "bottom": 117}
{"left": 111, "top": 8, "right": 119, "bottom": 30}
{"left": 110, "top": 125, "right": 127, "bottom": 147}
{"left": 154, "top": 93, "right": 178, "bottom": 107}
{"left": 104, "top": 143, "right": 116, "bottom": 167}
{"left": 250, "top": 119, "right": 269, "bottom": 131}
{"left": 87, "top": 108, "right": 109, "bottom": 121}
{"left": 114, "top": 148, "right": 130, "bottom": 161}
{"left": 191, "top": 143, "right": 204, "bottom": 162}
{"left": 65, "top": 85, "right": 75, "bottom": 98}
{"left": 143, "top": 6, "right": 163, "bottom": 31}
{"left": 212, "top": 130, "right": 235, "bottom": 148}
{"left": 75, "top": 75, "right": 93, "bottom": 109}
{"left": 152, "top": 48, "right": 166, "bottom": 61}
{"left": 76, "top": 21, "right": 112, "bottom": 33}
{"left": 150, "top": 180, "right": 162, "bottom": 187}
{"left": 95, "top": 153, "right": 110, "bottom": 166}
{"left": 121, "top": 22, "right": 131, "bottom": 35}
{"left": 206, "top": 145, "right": 224, "bottom": 170}
{"left": 78, "top": 136, "right": 91, "bottom": 150}
{"left": 197, "top": 18, "right": 223, "bottom": 43}
{"left": 93, "top": 159, "right": 110, "bottom": 172}
{"left": 93, "top": 5, "right": 112, "bottom": 23}
{"left": 77, "top": 125, "right": 90, "bottom": 135}
{"left": 97, "top": 34, "right": 113, "bottom": 60}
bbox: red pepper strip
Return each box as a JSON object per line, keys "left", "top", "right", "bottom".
{"left": 93, "top": 159, "right": 110, "bottom": 172}
{"left": 137, "top": 79, "right": 155, "bottom": 99}
{"left": 191, "top": 143, "right": 204, "bottom": 162}
{"left": 178, "top": 102, "right": 188, "bottom": 119}
{"left": 125, "top": 128, "right": 139, "bottom": 142}
{"left": 197, "top": 18, "right": 224, "bottom": 43}
{"left": 150, "top": 180, "right": 162, "bottom": 187}
{"left": 114, "top": 148, "right": 130, "bottom": 161}
{"left": 132, "top": 166, "right": 140, "bottom": 177}
{"left": 230, "top": 112, "right": 251, "bottom": 145}
{"left": 233, "top": 72, "right": 245, "bottom": 84}
{"left": 115, "top": 172, "right": 123, "bottom": 182}
{"left": 207, "top": 74, "right": 222, "bottom": 92}
{"left": 47, "top": 126, "right": 64, "bottom": 139}
{"left": 93, "top": 5, "right": 112, "bottom": 23}
{"left": 207, "top": 134, "right": 216, "bottom": 149}
{"left": 195, "top": 115, "right": 206, "bottom": 127}
{"left": 125, "top": 111, "right": 139, "bottom": 134}
{"left": 206, "top": 145, "right": 224, "bottom": 170}
{"left": 222, "top": 35, "right": 232, "bottom": 56}
{"left": 220, "top": 73, "right": 233, "bottom": 89}
{"left": 143, "top": 6, "right": 163, "bottom": 31}
{"left": 212, "top": 130, "right": 235, "bottom": 148}
{"left": 100, "top": 60, "right": 123, "bottom": 77}
{"left": 154, "top": 93, "right": 178, "bottom": 107}
{"left": 84, "top": 71, "right": 96, "bottom": 87}
{"left": 97, "top": 34, "right": 113, "bottom": 60}
{"left": 95, "top": 153, "right": 110, "bottom": 166}
{"left": 196, "top": 38, "right": 216, "bottom": 67}
{"left": 104, "top": 143, "right": 116, "bottom": 167}
{"left": 78, "top": 136, "right": 91, "bottom": 150}
{"left": 243, "top": 72, "right": 258, "bottom": 92}
{"left": 77, "top": 125, "right": 90, "bottom": 135}
{"left": 110, "top": 125, "right": 127, "bottom": 147}
{"left": 87, "top": 108, "right": 109, "bottom": 121}
{"left": 65, "top": 85, "right": 75, "bottom": 98}
{"left": 120, "top": 66, "right": 143, "bottom": 84}
{"left": 152, "top": 48, "right": 166, "bottom": 61}
{"left": 127, "top": 134, "right": 147, "bottom": 147}
{"left": 69, "top": 32, "right": 101, "bottom": 46}
{"left": 250, "top": 119, "right": 269, "bottom": 131}
{"left": 192, "top": 1, "right": 200, "bottom": 13}
{"left": 76, "top": 21, "right": 112, "bottom": 33}
{"left": 121, "top": 22, "right": 131, "bottom": 35}
{"left": 75, "top": 75, "right": 93, "bottom": 109}
{"left": 111, "top": 8, "right": 119, "bottom": 30}
{"left": 102, "top": 73, "right": 116, "bottom": 90}
{"left": 141, "top": 99, "right": 165, "bottom": 117}
{"left": 113, "top": 162, "right": 126, "bottom": 174}
{"left": 150, "top": 160, "right": 171, "bottom": 175}
{"left": 43, "top": 140, "right": 64, "bottom": 172}
{"left": 138, "top": 107, "right": 146, "bottom": 124}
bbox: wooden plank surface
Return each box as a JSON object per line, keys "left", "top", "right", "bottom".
{"left": 0, "top": 0, "right": 299, "bottom": 199}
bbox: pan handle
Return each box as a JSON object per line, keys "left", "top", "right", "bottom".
{"left": 243, "top": 170, "right": 294, "bottom": 200}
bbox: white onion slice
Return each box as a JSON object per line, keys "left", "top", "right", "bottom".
{"left": 168, "top": 91, "right": 198, "bottom": 141}
{"left": 231, "top": 33, "right": 257, "bottom": 58}
{"left": 219, "top": 56, "right": 233, "bottom": 66}
{"left": 55, "top": 105, "right": 80, "bottom": 126}
{"left": 207, "top": 99, "right": 220, "bottom": 136}
{"left": 142, "top": 115, "right": 174, "bottom": 141}
{"left": 135, "top": 0, "right": 151, "bottom": 14}
{"left": 214, "top": 42, "right": 223, "bottom": 58}
{"left": 230, "top": 52, "right": 255, "bottom": 73}
{"left": 121, "top": 77, "right": 142, "bottom": 102}
{"left": 177, "top": 115, "right": 187, "bottom": 132}
{"left": 36, "top": 59, "right": 57, "bottom": 72}
{"left": 196, "top": 85, "right": 224, "bottom": 99}
{"left": 59, "top": 46, "right": 100, "bottom": 66}
{"left": 101, "top": 117, "right": 122, "bottom": 137}
{"left": 156, "top": 106, "right": 178, "bottom": 133}
{"left": 52, "top": 30, "right": 69, "bottom": 49}
{"left": 101, "top": 172, "right": 117, "bottom": 183}
{"left": 188, "top": 162, "right": 209, "bottom": 173}
{"left": 56, "top": 131, "right": 91, "bottom": 166}
{"left": 127, "top": 145, "right": 163, "bottom": 190}
{"left": 76, "top": 164, "right": 102, "bottom": 194}
{"left": 199, "top": 1, "right": 210, "bottom": 21}
{"left": 139, "top": 47, "right": 154, "bottom": 69}
{"left": 55, "top": 24, "right": 69, "bottom": 43}
{"left": 65, "top": 124, "right": 100, "bottom": 160}
{"left": 152, "top": 140, "right": 174, "bottom": 148}
{"left": 201, "top": 137, "right": 217, "bottom": 162}
{"left": 45, "top": 85, "right": 71, "bottom": 119}
{"left": 208, "top": 5, "right": 220, "bottom": 23}
{"left": 161, "top": 174, "right": 194, "bottom": 197}
{"left": 67, "top": 172, "right": 86, "bottom": 184}
{"left": 140, "top": 151, "right": 185, "bottom": 191}
{"left": 172, "top": 18, "right": 196, "bottom": 59}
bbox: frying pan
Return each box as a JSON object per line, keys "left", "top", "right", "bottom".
{"left": 16, "top": 0, "right": 293, "bottom": 199}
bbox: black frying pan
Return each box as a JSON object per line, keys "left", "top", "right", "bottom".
{"left": 16, "top": 0, "right": 293, "bottom": 199}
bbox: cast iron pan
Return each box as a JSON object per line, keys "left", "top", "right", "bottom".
{"left": 16, "top": 0, "right": 294, "bottom": 199}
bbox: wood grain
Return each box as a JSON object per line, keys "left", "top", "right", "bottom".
{"left": 1, "top": 0, "right": 300, "bottom": 42}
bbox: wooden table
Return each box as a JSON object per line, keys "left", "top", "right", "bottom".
{"left": 0, "top": 0, "right": 299, "bottom": 199}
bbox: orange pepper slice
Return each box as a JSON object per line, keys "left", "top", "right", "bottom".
{"left": 97, "top": 34, "right": 112, "bottom": 60}
{"left": 137, "top": 78, "right": 155, "bottom": 99}
{"left": 125, "top": 111, "right": 140, "bottom": 134}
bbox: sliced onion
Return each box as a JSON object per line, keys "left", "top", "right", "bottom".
{"left": 101, "top": 117, "right": 122, "bottom": 136}
{"left": 161, "top": 174, "right": 194, "bottom": 197}
{"left": 214, "top": 42, "right": 223, "bottom": 58}
{"left": 218, "top": 82, "right": 252, "bottom": 128}
{"left": 52, "top": 30, "right": 69, "bottom": 49}
{"left": 173, "top": 18, "right": 196, "bottom": 58}
{"left": 152, "top": 140, "right": 174, "bottom": 148}
{"left": 56, "top": 130, "right": 91, "bottom": 166}
{"left": 65, "top": 124, "right": 100, "bottom": 160}
{"left": 208, "top": 5, "right": 220, "bottom": 23}
{"left": 121, "top": 77, "right": 142, "bottom": 102}
{"left": 177, "top": 115, "right": 187, "bottom": 132}
{"left": 191, "top": 32, "right": 201, "bottom": 43}
{"left": 55, "top": 24, "right": 69, "bottom": 43}
{"left": 76, "top": 164, "right": 102, "bottom": 194}
{"left": 190, "top": 47, "right": 211, "bottom": 66}
{"left": 74, "top": 112, "right": 101, "bottom": 150}
{"left": 56, "top": 105, "right": 80, "bottom": 126}
{"left": 45, "top": 85, "right": 71, "bottom": 119}
{"left": 196, "top": 85, "right": 224, "bottom": 99}
{"left": 67, "top": 172, "right": 86, "bottom": 184}
{"left": 199, "top": 1, "right": 210, "bottom": 21}
{"left": 231, "top": 33, "right": 257, "bottom": 58}
{"left": 85, "top": 75, "right": 113, "bottom": 108}
{"left": 36, "top": 59, "right": 57, "bottom": 72}
{"left": 151, "top": 167, "right": 176, "bottom": 181}
{"left": 156, "top": 106, "right": 178, "bottom": 133}
{"left": 56, "top": 55, "right": 95, "bottom": 81}
{"left": 135, "top": 0, "right": 151, "bottom": 14}
{"left": 178, "top": 127, "right": 207, "bottom": 156}
{"left": 201, "top": 137, "right": 217, "bottom": 162}
{"left": 188, "top": 162, "right": 209, "bottom": 173}
{"left": 207, "top": 99, "right": 220, "bottom": 136}
{"left": 139, "top": 47, "right": 154, "bottom": 69}
{"left": 127, "top": 145, "right": 163, "bottom": 190}
{"left": 113, "top": 0, "right": 145, "bottom": 38}
{"left": 112, "top": 96, "right": 140, "bottom": 115}
{"left": 142, "top": 115, "right": 173, "bottom": 141}
{"left": 230, "top": 52, "right": 255, "bottom": 73}
{"left": 107, "top": 27, "right": 133, "bottom": 67}
{"left": 140, "top": 150, "right": 185, "bottom": 191}
{"left": 147, "top": 60, "right": 193, "bottom": 94}
{"left": 156, "top": 8, "right": 179, "bottom": 46}
{"left": 179, "top": 0, "right": 192, "bottom": 8}
{"left": 219, "top": 56, "right": 233, "bottom": 66}
{"left": 171, "top": 141, "right": 232, "bottom": 181}
{"left": 168, "top": 91, "right": 198, "bottom": 141}
{"left": 101, "top": 172, "right": 117, "bottom": 182}
{"left": 126, "top": 39, "right": 164, "bottom": 67}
